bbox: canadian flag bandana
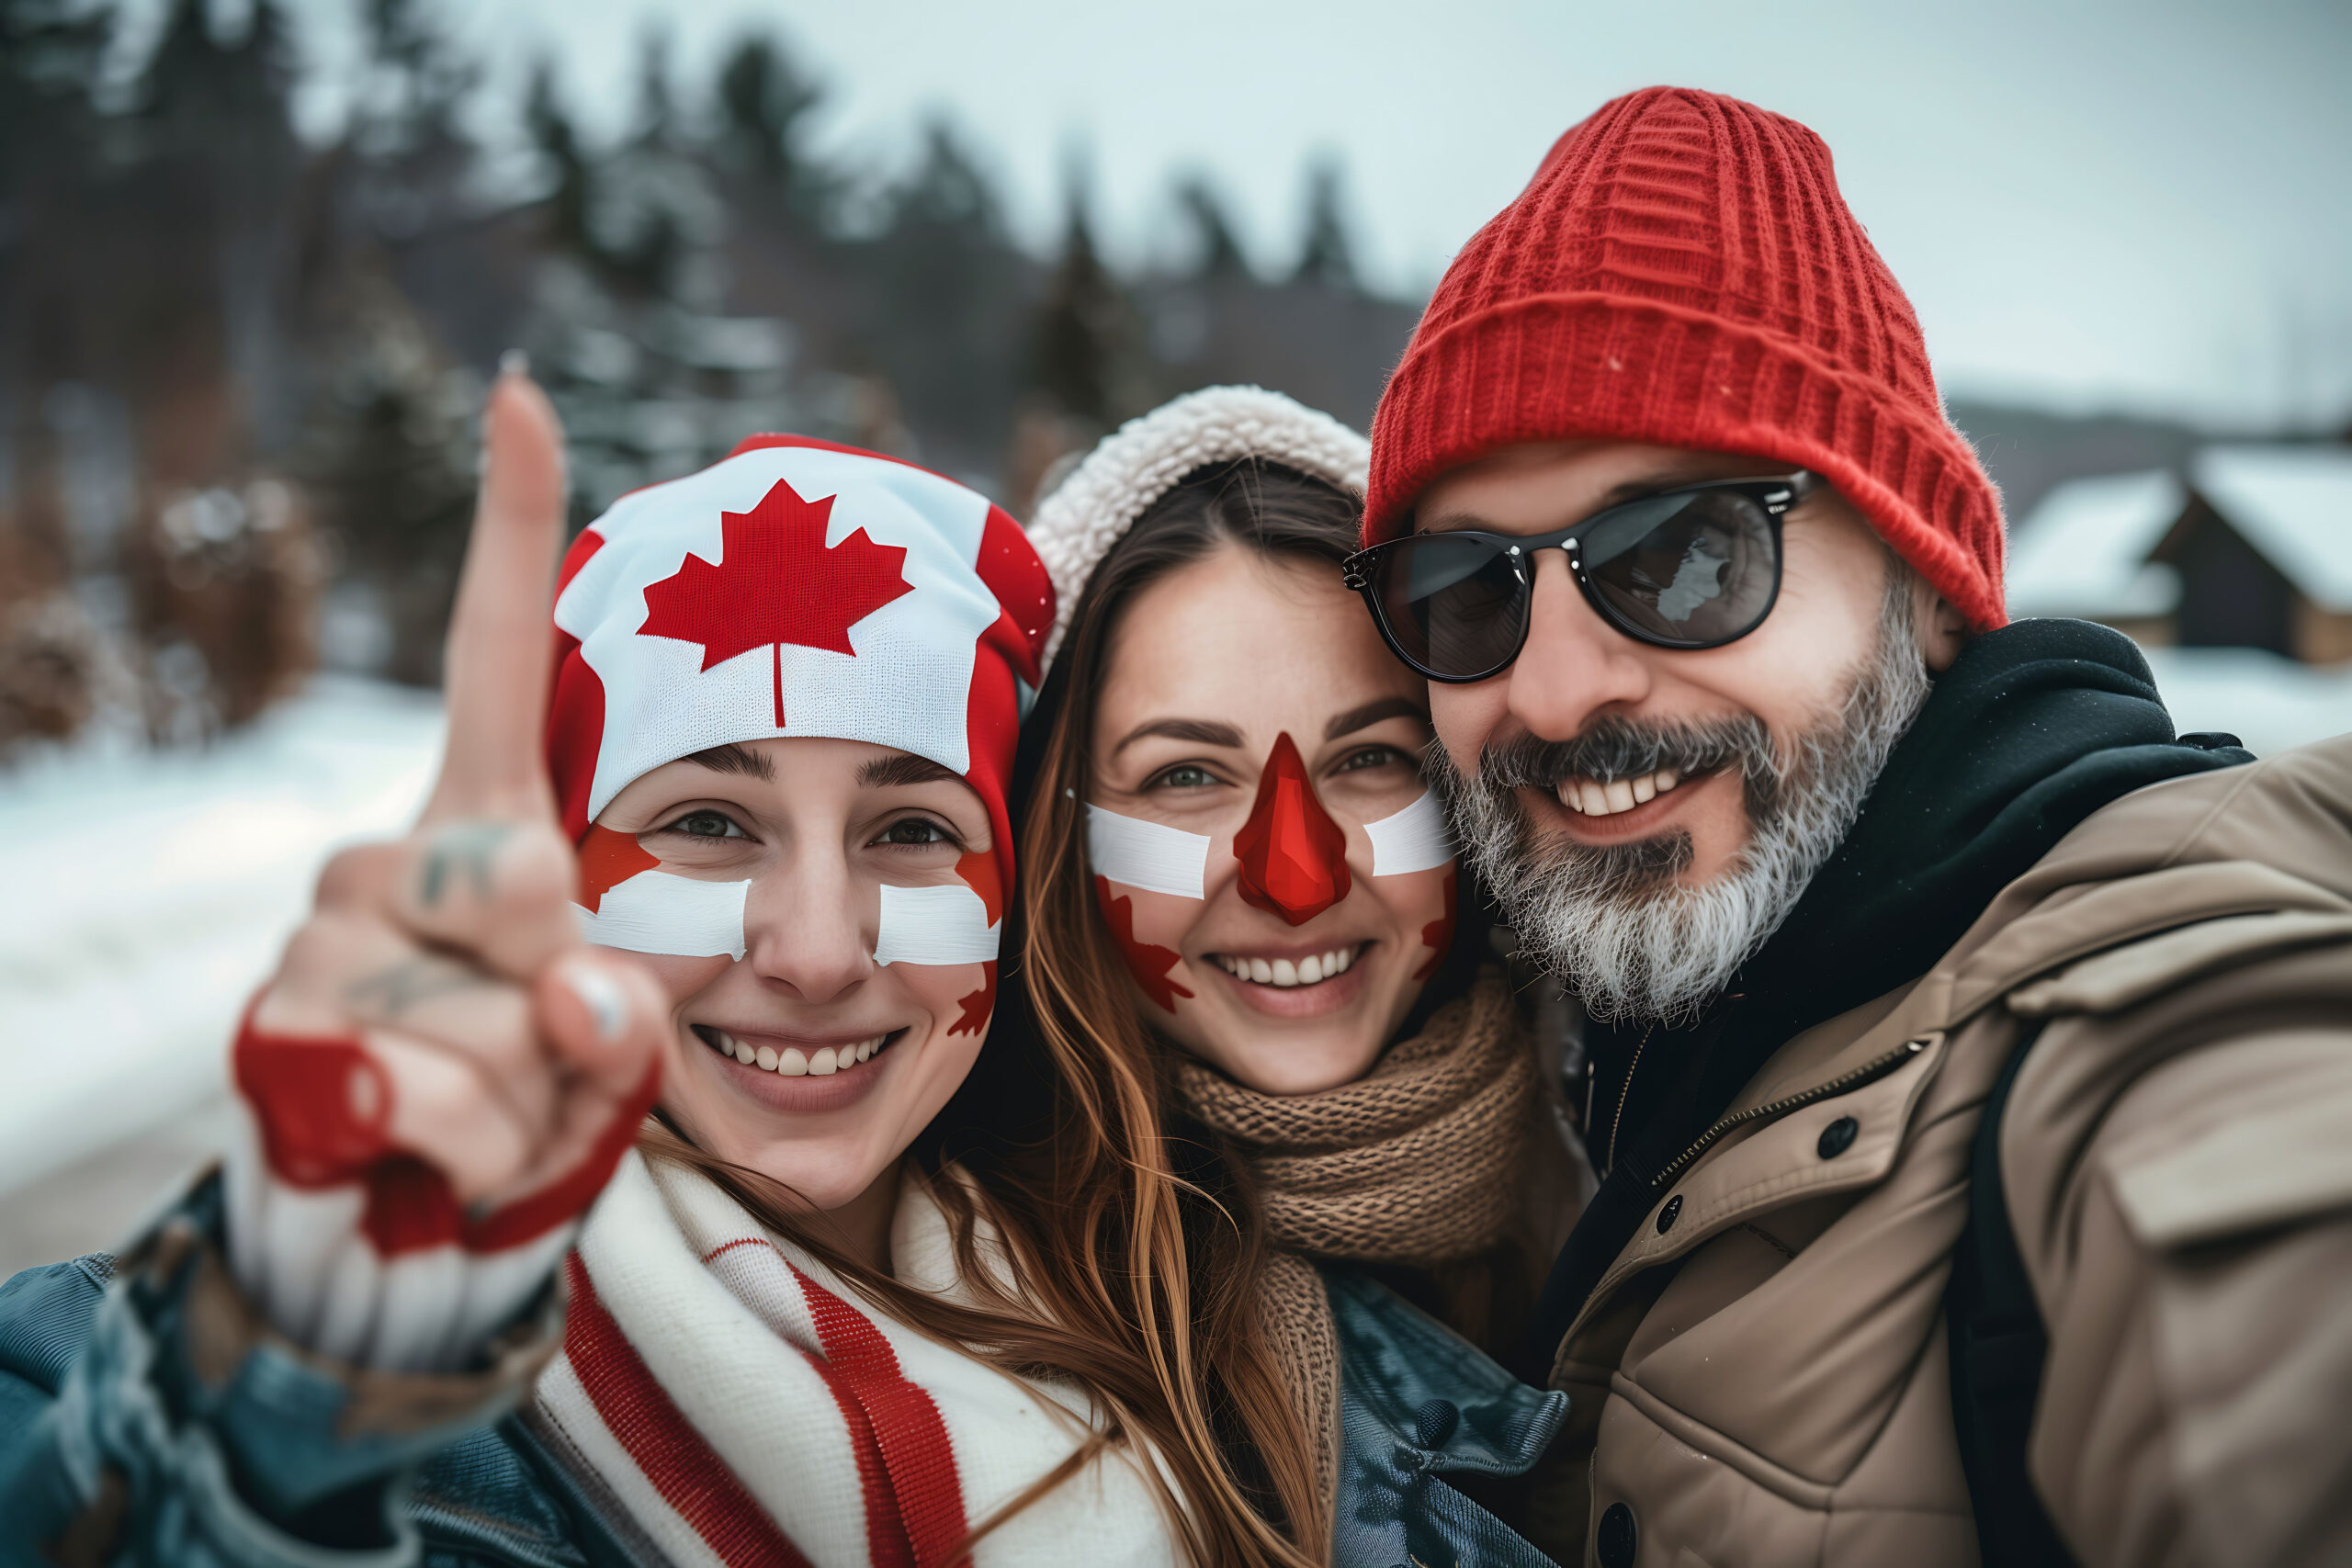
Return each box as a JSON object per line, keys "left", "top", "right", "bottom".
{"left": 546, "top": 436, "right": 1055, "bottom": 964}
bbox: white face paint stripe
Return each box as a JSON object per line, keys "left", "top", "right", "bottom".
{"left": 1085, "top": 805, "right": 1211, "bottom": 899}
{"left": 576, "top": 871, "right": 751, "bottom": 961}
{"left": 873, "top": 883, "right": 1001, "bottom": 965}
{"left": 1364, "top": 791, "right": 1455, "bottom": 876}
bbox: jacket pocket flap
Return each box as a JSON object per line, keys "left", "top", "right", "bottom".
{"left": 2008, "top": 910, "right": 2352, "bottom": 1019}
{"left": 2109, "top": 1100, "right": 2352, "bottom": 1249}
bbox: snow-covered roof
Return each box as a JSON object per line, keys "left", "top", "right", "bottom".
{"left": 2006, "top": 468, "right": 2185, "bottom": 619}
{"left": 2190, "top": 446, "right": 2352, "bottom": 612}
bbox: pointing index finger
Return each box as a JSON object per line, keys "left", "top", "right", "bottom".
{"left": 424, "top": 364, "right": 568, "bottom": 826}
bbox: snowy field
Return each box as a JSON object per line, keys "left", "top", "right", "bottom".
{"left": 0, "top": 678, "right": 444, "bottom": 1269}
{"left": 1, "top": 653, "right": 2346, "bottom": 1271}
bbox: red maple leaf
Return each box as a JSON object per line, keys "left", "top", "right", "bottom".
{"left": 1094, "top": 875, "right": 1194, "bottom": 1014}
{"left": 954, "top": 848, "right": 1003, "bottom": 928}
{"left": 576, "top": 824, "right": 660, "bottom": 912}
{"left": 1413, "top": 869, "right": 1459, "bottom": 983}
{"left": 950, "top": 961, "right": 999, "bottom": 1038}
{"left": 638, "top": 478, "right": 915, "bottom": 727}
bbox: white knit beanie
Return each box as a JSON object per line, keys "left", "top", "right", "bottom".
{"left": 1023, "top": 385, "right": 1370, "bottom": 674}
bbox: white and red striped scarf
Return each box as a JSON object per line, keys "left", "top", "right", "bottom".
{"left": 530, "top": 1153, "right": 1185, "bottom": 1568}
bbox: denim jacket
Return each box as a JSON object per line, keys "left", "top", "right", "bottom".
{"left": 0, "top": 1179, "right": 1565, "bottom": 1566}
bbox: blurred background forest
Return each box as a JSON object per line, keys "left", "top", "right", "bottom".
{"left": 11, "top": 0, "right": 2339, "bottom": 750}
{"left": 1, "top": 0, "right": 1433, "bottom": 742}
{"left": 1, "top": 0, "right": 2347, "bottom": 1266}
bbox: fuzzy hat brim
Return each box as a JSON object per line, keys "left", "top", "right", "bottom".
{"left": 1023, "top": 385, "right": 1371, "bottom": 673}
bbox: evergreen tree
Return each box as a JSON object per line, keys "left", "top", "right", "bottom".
{"left": 353, "top": 0, "right": 474, "bottom": 157}
{"left": 526, "top": 58, "right": 592, "bottom": 256}
{"left": 1293, "top": 154, "right": 1357, "bottom": 291}
{"left": 862, "top": 118, "right": 1026, "bottom": 469}
{"left": 1175, "top": 174, "right": 1249, "bottom": 279}
{"left": 713, "top": 31, "right": 825, "bottom": 220}
{"left": 1032, "top": 166, "right": 1119, "bottom": 425}
{"left": 297, "top": 267, "right": 475, "bottom": 688}
{"left": 341, "top": 0, "right": 479, "bottom": 243}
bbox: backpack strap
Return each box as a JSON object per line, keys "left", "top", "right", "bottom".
{"left": 1946, "top": 1018, "right": 2077, "bottom": 1566}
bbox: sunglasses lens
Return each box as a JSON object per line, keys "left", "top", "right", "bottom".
{"left": 1578, "top": 488, "right": 1778, "bottom": 645}
{"left": 1373, "top": 534, "right": 1528, "bottom": 679}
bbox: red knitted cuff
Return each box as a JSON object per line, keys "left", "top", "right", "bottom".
{"left": 233, "top": 996, "right": 659, "bottom": 1257}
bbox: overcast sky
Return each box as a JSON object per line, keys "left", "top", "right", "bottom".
{"left": 263, "top": 0, "right": 2352, "bottom": 430}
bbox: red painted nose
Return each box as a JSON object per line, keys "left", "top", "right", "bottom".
{"left": 1232, "top": 731, "right": 1351, "bottom": 926}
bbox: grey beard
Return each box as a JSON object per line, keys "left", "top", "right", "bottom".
{"left": 1435, "top": 576, "right": 1932, "bottom": 1025}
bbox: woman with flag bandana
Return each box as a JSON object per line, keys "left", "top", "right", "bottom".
{"left": 1011, "top": 387, "right": 1583, "bottom": 1565}
{"left": 0, "top": 371, "right": 1340, "bottom": 1565}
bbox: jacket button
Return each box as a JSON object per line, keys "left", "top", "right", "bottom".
{"left": 1597, "top": 1501, "right": 1638, "bottom": 1567}
{"left": 1656, "top": 1194, "right": 1682, "bottom": 1234}
{"left": 1817, "top": 1116, "right": 1860, "bottom": 1159}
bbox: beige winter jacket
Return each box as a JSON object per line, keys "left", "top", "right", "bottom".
{"left": 1525, "top": 732, "right": 2352, "bottom": 1567}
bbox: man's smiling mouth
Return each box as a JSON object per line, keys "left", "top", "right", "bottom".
{"left": 1556, "top": 766, "right": 1687, "bottom": 818}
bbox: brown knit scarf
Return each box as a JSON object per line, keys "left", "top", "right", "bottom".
{"left": 1170, "top": 968, "right": 1533, "bottom": 1516}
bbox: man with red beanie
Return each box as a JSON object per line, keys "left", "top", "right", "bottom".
{"left": 1349, "top": 86, "right": 2352, "bottom": 1567}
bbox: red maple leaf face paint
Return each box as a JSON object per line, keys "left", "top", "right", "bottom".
{"left": 577, "top": 824, "right": 660, "bottom": 912}
{"left": 948, "top": 849, "right": 1001, "bottom": 1035}
{"left": 950, "top": 961, "right": 999, "bottom": 1036}
{"left": 1231, "top": 731, "right": 1351, "bottom": 926}
{"left": 636, "top": 477, "right": 915, "bottom": 727}
{"left": 1413, "top": 869, "right": 1459, "bottom": 982}
{"left": 1095, "top": 874, "right": 1194, "bottom": 1013}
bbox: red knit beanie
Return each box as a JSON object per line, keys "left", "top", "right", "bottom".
{"left": 1364, "top": 86, "right": 2007, "bottom": 630}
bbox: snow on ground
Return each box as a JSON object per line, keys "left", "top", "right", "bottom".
{"left": 0, "top": 677, "right": 444, "bottom": 1200}
{"left": 2144, "top": 648, "right": 2352, "bottom": 760}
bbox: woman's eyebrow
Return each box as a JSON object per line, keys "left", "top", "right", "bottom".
{"left": 1111, "top": 717, "right": 1246, "bottom": 758}
{"left": 857, "top": 753, "right": 961, "bottom": 788}
{"left": 684, "top": 741, "right": 775, "bottom": 782}
{"left": 1324, "top": 696, "right": 1429, "bottom": 740}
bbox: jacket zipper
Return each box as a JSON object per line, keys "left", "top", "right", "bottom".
{"left": 1603, "top": 1024, "right": 1654, "bottom": 1175}
{"left": 1645, "top": 1035, "right": 1933, "bottom": 1191}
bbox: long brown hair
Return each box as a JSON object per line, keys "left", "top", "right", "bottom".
{"left": 629, "top": 460, "right": 1353, "bottom": 1567}
{"left": 1012, "top": 457, "right": 1381, "bottom": 1556}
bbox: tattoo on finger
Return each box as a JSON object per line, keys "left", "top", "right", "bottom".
{"left": 421, "top": 822, "right": 513, "bottom": 908}
{"left": 345, "top": 954, "right": 493, "bottom": 1020}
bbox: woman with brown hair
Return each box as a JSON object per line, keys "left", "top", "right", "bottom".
{"left": 1012, "top": 387, "right": 1581, "bottom": 1564}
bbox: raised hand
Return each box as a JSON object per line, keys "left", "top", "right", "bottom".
{"left": 231, "top": 367, "right": 670, "bottom": 1370}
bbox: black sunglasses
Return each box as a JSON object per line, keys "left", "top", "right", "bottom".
{"left": 1342, "top": 471, "right": 1818, "bottom": 683}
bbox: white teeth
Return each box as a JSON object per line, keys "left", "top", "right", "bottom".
{"left": 1561, "top": 768, "right": 1687, "bottom": 817}
{"left": 1217, "top": 946, "right": 1360, "bottom": 987}
{"left": 713, "top": 1032, "right": 895, "bottom": 1076}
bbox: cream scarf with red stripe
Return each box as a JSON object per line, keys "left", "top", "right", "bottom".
{"left": 529, "top": 1153, "right": 1184, "bottom": 1568}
